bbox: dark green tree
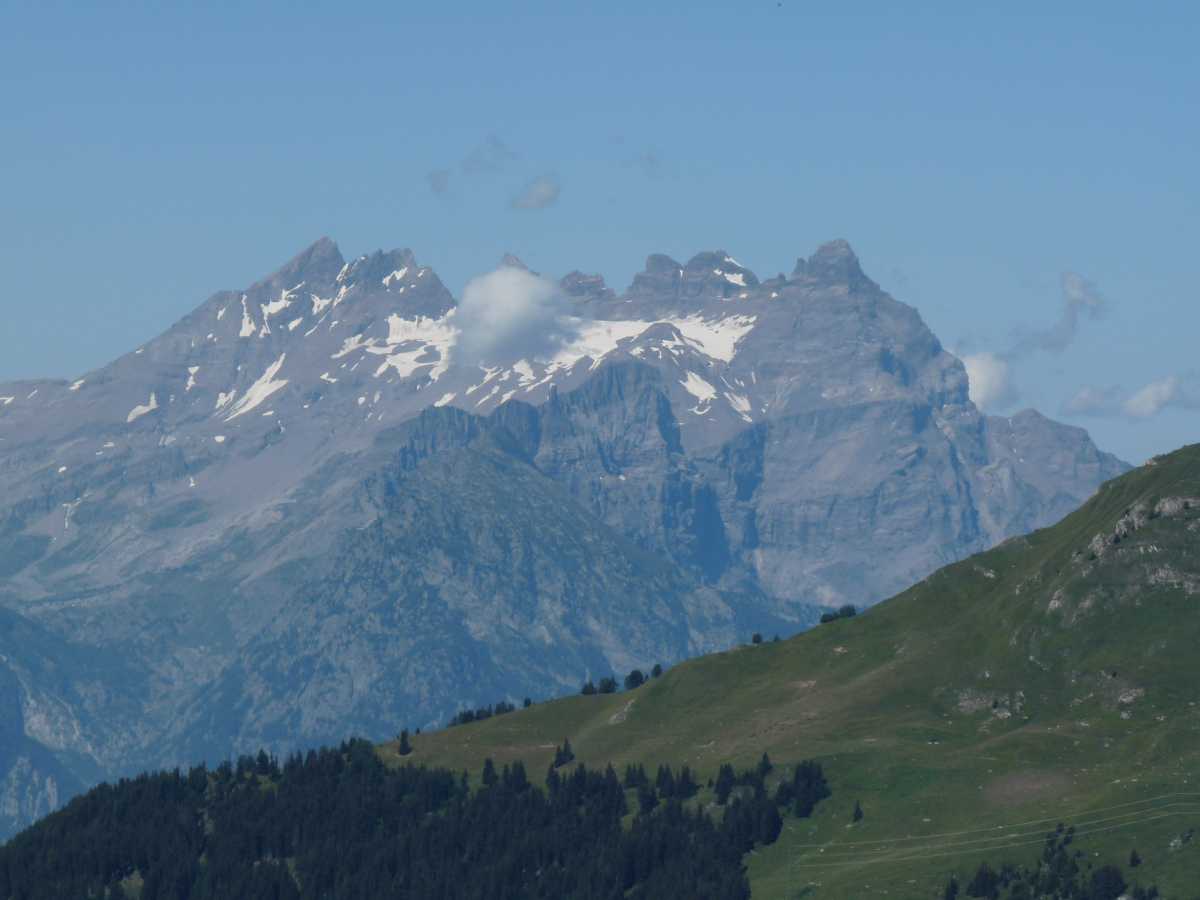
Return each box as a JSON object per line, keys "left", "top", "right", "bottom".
{"left": 651, "top": 663, "right": 663, "bottom": 678}
{"left": 637, "top": 783, "right": 658, "bottom": 815}
{"left": 756, "top": 752, "right": 772, "bottom": 779}
{"left": 398, "top": 729, "right": 412, "bottom": 756}
{"left": 714, "top": 764, "right": 736, "bottom": 805}
{"left": 1089, "top": 865, "right": 1127, "bottom": 900}
{"left": 481, "top": 758, "right": 497, "bottom": 787}
{"left": 553, "top": 739, "right": 575, "bottom": 768}
{"left": 966, "top": 862, "right": 998, "bottom": 898}
{"left": 1130, "top": 848, "right": 1142, "bottom": 867}
{"left": 624, "top": 669, "right": 646, "bottom": 690}
{"left": 581, "top": 679, "right": 597, "bottom": 695}
{"left": 751, "top": 632, "right": 763, "bottom": 644}
{"left": 852, "top": 800, "right": 863, "bottom": 822}
{"left": 598, "top": 676, "right": 618, "bottom": 694}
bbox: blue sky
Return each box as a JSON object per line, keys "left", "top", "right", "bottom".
{"left": 1, "top": 1, "right": 1196, "bottom": 462}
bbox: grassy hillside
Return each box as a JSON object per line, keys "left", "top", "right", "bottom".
{"left": 383, "top": 444, "right": 1200, "bottom": 898}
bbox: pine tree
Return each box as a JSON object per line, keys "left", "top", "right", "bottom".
{"left": 553, "top": 739, "right": 575, "bottom": 768}
{"left": 714, "top": 764, "right": 736, "bottom": 805}
{"left": 651, "top": 663, "right": 663, "bottom": 678}
{"left": 756, "top": 752, "right": 772, "bottom": 779}
{"left": 637, "top": 783, "right": 658, "bottom": 815}
{"left": 481, "top": 758, "right": 497, "bottom": 787}
{"left": 852, "top": 800, "right": 863, "bottom": 822}
{"left": 398, "top": 729, "right": 412, "bottom": 756}
{"left": 1130, "top": 848, "right": 1142, "bottom": 867}
{"left": 581, "top": 680, "right": 597, "bottom": 695}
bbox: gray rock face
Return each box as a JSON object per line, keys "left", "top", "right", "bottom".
{"left": 0, "top": 237, "right": 1127, "bottom": 837}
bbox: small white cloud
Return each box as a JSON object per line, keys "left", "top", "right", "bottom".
{"left": 512, "top": 175, "right": 561, "bottom": 210}
{"left": 961, "top": 352, "right": 1019, "bottom": 411}
{"left": 1062, "top": 385, "right": 1122, "bottom": 417}
{"left": 1123, "top": 376, "right": 1181, "bottom": 418}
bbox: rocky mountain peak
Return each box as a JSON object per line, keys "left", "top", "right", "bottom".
{"left": 627, "top": 251, "right": 760, "bottom": 303}
{"left": 682, "top": 251, "right": 759, "bottom": 297}
{"left": 792, "top": 239, "right": 873, "bottom": 290}
{"left": 258, "top": 237, "right": 345, "bottom": 291}
{"left": 330, "top": 248, "right": 455, "bottom": 319}
{"left": 629, "top": 254, "right": 685, "bottom": 296}
{"left": 498, "top": 254, "right": 530, "bottom": 271}
{"left": 560, "top": 271, "right": 613, "bottom": 304}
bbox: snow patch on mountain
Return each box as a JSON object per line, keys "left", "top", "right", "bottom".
{"left": 239, "top": 296, "right": 255, "bottom": 338}
{"left": 680, "top": 372, "right": 717, "bottom": 411}
{"left": 372, "top": 313, "right": 457, "bottom": 381}
{"left": 126, "top": 393, "right": 159, "bottom": 423}
{"left": 227, "top": 355, "right": 288, "bottom": 420}
{"left": 261, "top": 283, "right": 302, "bottom": 320}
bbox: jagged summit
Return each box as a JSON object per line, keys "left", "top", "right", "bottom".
{"left": 498, "top": 253, "right": 530, "bottom": 271}
{"left": 626, "top": 250, "right": 759, "bottom": 299}
{"left": 792, "top": 238, "right": 873, "bottom": 289}
{"left": 256, "top": 236, "right": 345, "bottom": 290}
{"left": 629, "top": 253, "right": 684, "bottom": 296}
{"left": 560, "top": 270, "right": 612, "bottom": 303}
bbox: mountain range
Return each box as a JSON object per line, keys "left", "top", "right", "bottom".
{"left": 0, "top": 237, "right": 1127, "bottom": 838}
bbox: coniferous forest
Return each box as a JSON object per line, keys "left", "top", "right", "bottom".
{"left": 0, "top": 739, "right": 828, "bottom": 900}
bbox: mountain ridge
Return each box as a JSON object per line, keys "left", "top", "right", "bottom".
{"left": 0, "top": 236, "right": 1127, "bottom": 838}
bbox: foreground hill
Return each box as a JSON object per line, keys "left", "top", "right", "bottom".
{"left": 0, "top": 238, "right": 1125, "bottom": 837}
{"left": 3, "top": 444, "right": 1194, "bottom": 898}
{"left": 387, "top": 443, "right": 1200, "bottom": 898}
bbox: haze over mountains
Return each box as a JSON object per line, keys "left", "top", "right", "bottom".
{"left": 0, "top": 237, "right": 1126, "bottom": 837}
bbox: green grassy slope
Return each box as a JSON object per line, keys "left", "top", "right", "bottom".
{"left": 382, "top": 444, "right": 1200, "bottom": 898}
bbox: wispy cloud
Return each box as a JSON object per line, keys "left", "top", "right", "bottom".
{"left": 958, "top": 271, "right": 1107, "bottom": 412}
{"left": 1061, "top": 374, "right": 1199, "bottom": 420}
{"left": 1007, "top": 272, "right": 1106, "bottom": 358}
{"left": 511, "top": 175, "right": 561, "bottom": 210}
{"left": 425, "top": 135, "right": 519, "bottom": 196}
{"left": 460, "top": 135, "right": 517, "bottom": 175}
{"left": 627, "top": 149, "right": 664, "bottom": 179}
{"left": 426, "top": 169, "right": 451, "bottom": 195}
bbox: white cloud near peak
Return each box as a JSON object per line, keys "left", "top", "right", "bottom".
{"left": 456, "top": 266, "right": 577, "bottom": 365}
{"left": 961, "top": 352, "right": 1019, "bottom": 411}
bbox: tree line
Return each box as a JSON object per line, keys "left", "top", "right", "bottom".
{"left": 0, "top": 740, "right": 832, "bottom": 900}
{"left": 944, "top": 826, "right": 1164, "bottom": 900}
